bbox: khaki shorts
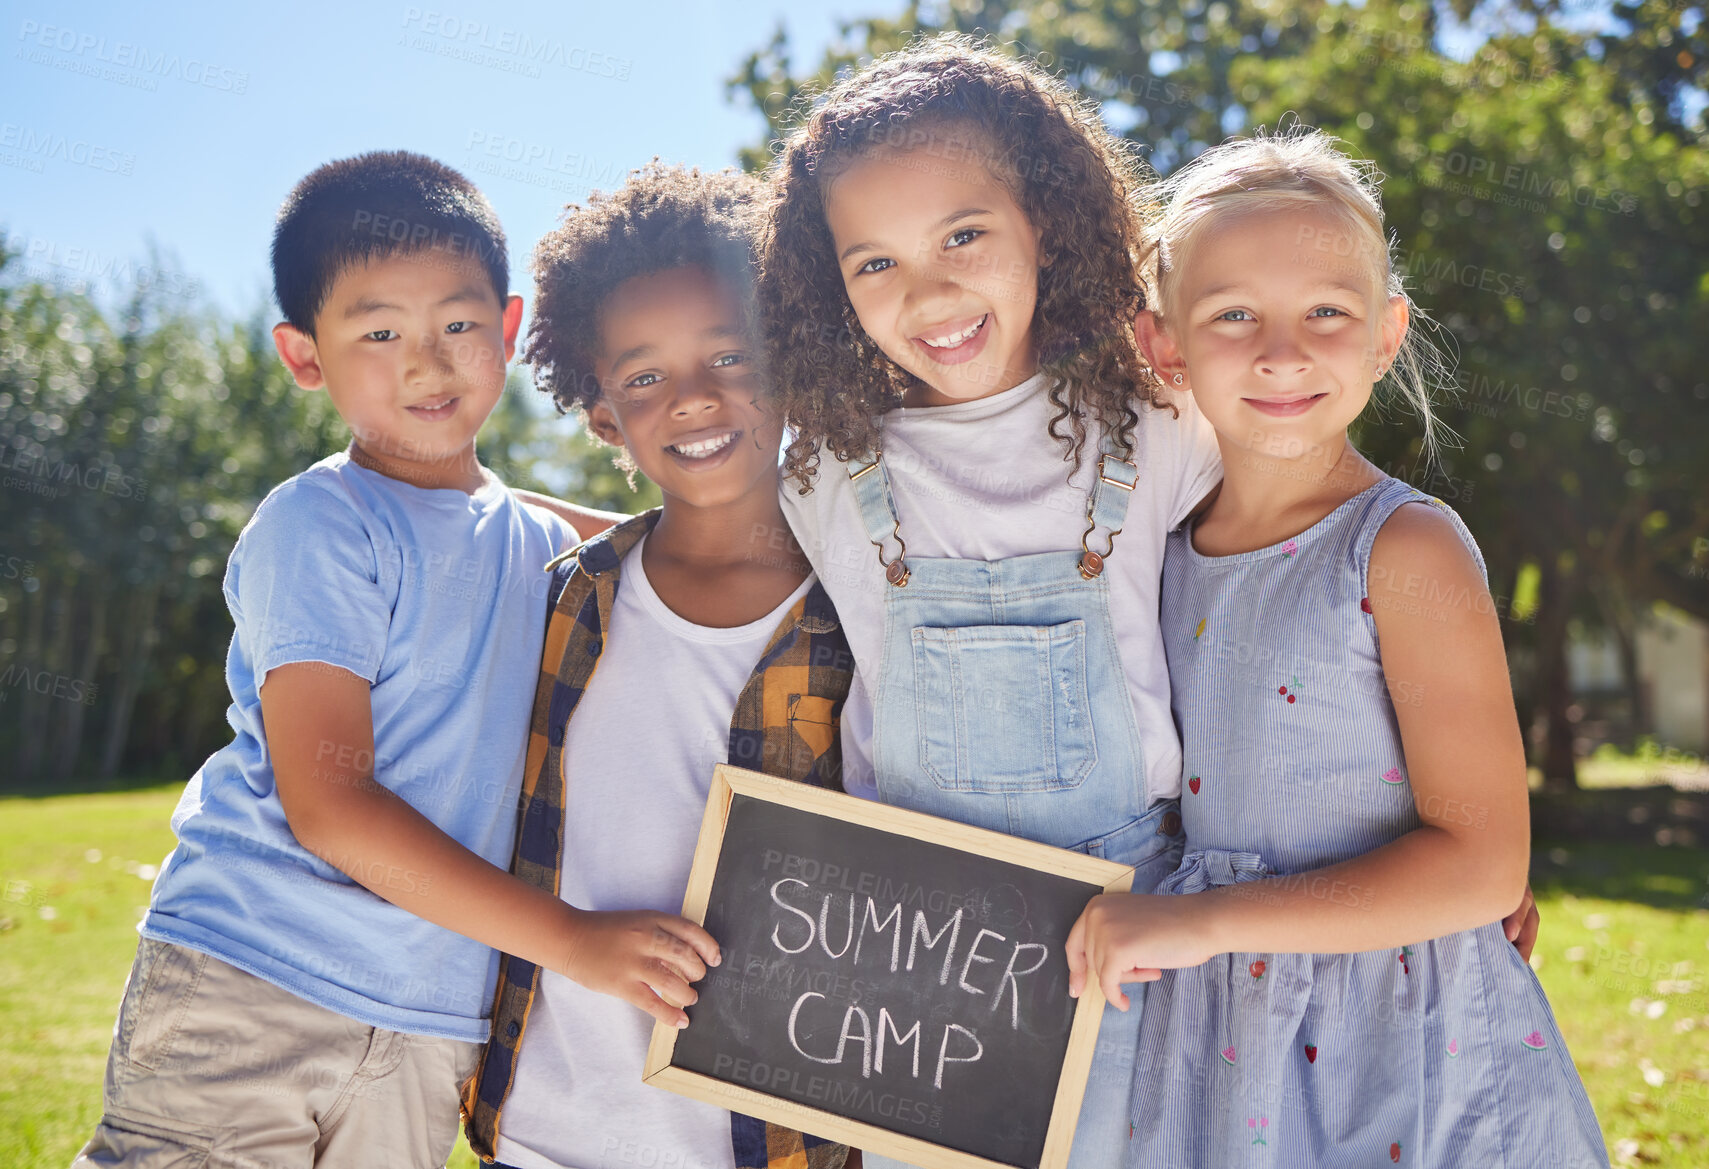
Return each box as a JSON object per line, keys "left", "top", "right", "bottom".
{"left": 72, "top": 937, "right": 482, "bottom": 1169}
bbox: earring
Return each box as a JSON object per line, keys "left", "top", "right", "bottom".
{"left": 1172, "top": 372, "right": 1184, "bottom": 386}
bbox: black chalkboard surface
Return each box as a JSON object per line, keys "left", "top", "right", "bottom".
{"left": 643, "top": 765, "right": 1134, "bottom": 1169}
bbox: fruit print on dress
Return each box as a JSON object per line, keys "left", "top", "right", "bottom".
{"left": 1249, "top": 959, "right": 1266, "bottom": 980}
{"left": 1278, "top": 676, "right": 1303, "bottom": 704}
{"left": 1220, "top": 1045, "right": 1238, "bottom": 1065}
{"left": 1380, "top": 767, "right": 1405, "bottom": 785}
{"left": 1446, "top": 1038, "right": 1459, "bottom": 1058}
{"left": 1390, "top": 1140, "right": 1403, "bottom": 1163}
{"left": 1188, "top": 774, "right": 1201, "bottom": 795}
{"left": 1282, "top": 539, "right": 1299, "bottom": 557}
{"left": 1195, "top": 617, "right": 1207, "bottom": 640}
{"left": 1521, "top": 1030, "right": 1548, "bottom": 1050}
{"left": 1303, "top": 1044, "right": 1317, "bottom": 1063}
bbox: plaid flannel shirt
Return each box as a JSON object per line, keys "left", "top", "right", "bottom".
{"left": 461, "top": 510, "right": 854, "bottom": 1169}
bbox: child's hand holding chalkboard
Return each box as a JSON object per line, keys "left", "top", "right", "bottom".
{"left": 1065, "top": 894, "right": 1209, "bottom": 1011}
{"left": 559, "top": 909, "right": 722, "bottom": 1028}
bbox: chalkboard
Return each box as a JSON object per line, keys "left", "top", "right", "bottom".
{"left": 643, "top": 765, "right": 1134, "bottom": 1169}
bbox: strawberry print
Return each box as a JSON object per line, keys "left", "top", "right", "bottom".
{"left": 1188, "top": 775, "right": 1201, "bottom": 795}
{"left": 1390, "top": 1141, "right": 1402, "bottom": 1163}
{"left": 1249, "top": 959, "right": 1266, "bottom": 980}
{"left": 1303, "top": 1044, "right": 1317, "bottom": 1063}
{"left": 1361, "top": 596, "right": 1373, "bottom": 613}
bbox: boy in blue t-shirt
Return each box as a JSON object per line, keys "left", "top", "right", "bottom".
{"left": 73, "top": 151, "right": 719, "bottom": 1169}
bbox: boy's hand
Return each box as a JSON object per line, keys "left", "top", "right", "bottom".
{"left": 262, "top": 662, "right": 718, "bottom": 1027}
{"left": 1066, "top": 893, "right": 1211, "bottom": 1011}
{"left": 560, "top": 909, "right": 722, "bottom": 1029}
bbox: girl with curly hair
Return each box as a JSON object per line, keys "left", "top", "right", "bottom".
{"left": 758, "top": 33, "right": 1222, "bottom": 1164}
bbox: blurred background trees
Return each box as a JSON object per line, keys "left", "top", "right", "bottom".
{"left": 729, "top": 0, "right": 1709, "bottom": 790}
{"left": 0, "top": 238, "right": 656, "bottom": 785}
{"left": 1, "top": 0, "right": 1703, "bottom": 788}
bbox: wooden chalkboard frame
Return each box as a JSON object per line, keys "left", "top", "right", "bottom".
{"left": 643, "top": 764, "right": 1136, "bottom": 1169}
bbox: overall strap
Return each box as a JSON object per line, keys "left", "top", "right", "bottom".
{"left": 1078, "top": 430, "right": 1139, "bottom": 579}
{"left": 846, "top": 451, "right": 912, "bottom": 587}
{"left": 849, "top": 429, "right": 1143, "bottom": 585}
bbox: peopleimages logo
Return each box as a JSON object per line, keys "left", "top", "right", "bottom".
{"left": 15, "top": 20, "right": 250, "bottom": 94}
{"left": 13, "top": 235, "right": 201, "bottom": 299}
{"left": 0, "top": 123, "right": 134, "bottom": 175}
{"left": 398, "top": 9, "right": 631, "bottom": 80}
{"left": 0, "top": 664, "right": 99, "bottom": 706}
{"left": 0, "top": 449, "right": 149, "bottom": 501}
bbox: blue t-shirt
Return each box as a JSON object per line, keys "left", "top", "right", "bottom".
{"left": 141, "top": 453, "right": 575, "bottom": 1042}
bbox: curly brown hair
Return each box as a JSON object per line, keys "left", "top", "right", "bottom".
{"left": 758, "top": 33, "right": 1170, "bottom": 492}
{"left": 525, "top": 160, "right": 762, "bottom": 418}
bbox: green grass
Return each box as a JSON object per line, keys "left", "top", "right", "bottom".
{"left": 3, "top": 784, "right": 1706, "bottom": 1167}
{"left": 1526, "top": 842, "right": 1709, "bottom": 1166}
{"left": 0, "top": 783, "right": 481, "bottom": 1169}
{"left": 1533, "top": 738, "right": 1709, "bottom": 792}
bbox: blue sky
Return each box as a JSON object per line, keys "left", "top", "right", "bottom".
{"left": 4, "top": 0, "right": 1656, "bottom": 327}
{"left": 1, "top": 0, "right": 873, "bottom": 319}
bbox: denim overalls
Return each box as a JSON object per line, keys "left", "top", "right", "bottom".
{"left": 846, "top": 434, "right": 1185, "bottom": 1166}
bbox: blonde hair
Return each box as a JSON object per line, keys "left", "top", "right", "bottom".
{"left": 1142, "top": 125, "right": 1455, "bottom": 461}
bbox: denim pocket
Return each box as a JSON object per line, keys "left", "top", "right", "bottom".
{"left": 911, "top": 620, "right": 1098, "bottom": 792}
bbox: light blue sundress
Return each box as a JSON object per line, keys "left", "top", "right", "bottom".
{"left": 1130, "top": 477, "right": 1607, "bottom": 1168}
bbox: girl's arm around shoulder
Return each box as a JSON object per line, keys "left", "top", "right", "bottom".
{"left": 512, "top": 489, "right": 630, "bottom": 542}
{"left": 1068, "top": 502, "right": 1531, "bottom": 1006}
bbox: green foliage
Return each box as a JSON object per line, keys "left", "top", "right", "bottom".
{"left": 1229, "top": 0, "right": 1709, "bottom": 782}
{"left": 727, "top": 0, "right": 1339, "bottom": 174}
{"left": 725, "top": 0, "right": 1709, "bottom": 784}
{"left": 0, "top": 237, "right": 648, "bottom": 785}
{"left": 1234, "top": 0, "right": 1708, "bottom": 611}
{"left": 0, "top": 242, "right": 351, "bottom": 783}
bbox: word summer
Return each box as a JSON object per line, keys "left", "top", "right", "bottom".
{"left": 768, "top": 878, "right": 1051, "bottom": 1089}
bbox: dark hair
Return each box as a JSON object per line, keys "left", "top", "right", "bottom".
{"left": 271, "top": 150, "right": 508, "bottom": 335}
{"left": 759, "top": 33, "right": 1171, "bottom": 491}
{"left": 525, "top": 160, "right": 762, "bottom": 417}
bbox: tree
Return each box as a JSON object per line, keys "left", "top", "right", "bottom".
{"left": 724, "top": 0, "right": 1709, "bottom": 787}
{"left": 0, "top": 236, "right": 655, "bottom": 786}
{"left": 1233, "top": 0, "right": 1708, "bottom": 785}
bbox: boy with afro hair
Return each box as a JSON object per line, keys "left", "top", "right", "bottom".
{"left": 461, "top": 161, "right": 855, "bottom": 1169}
